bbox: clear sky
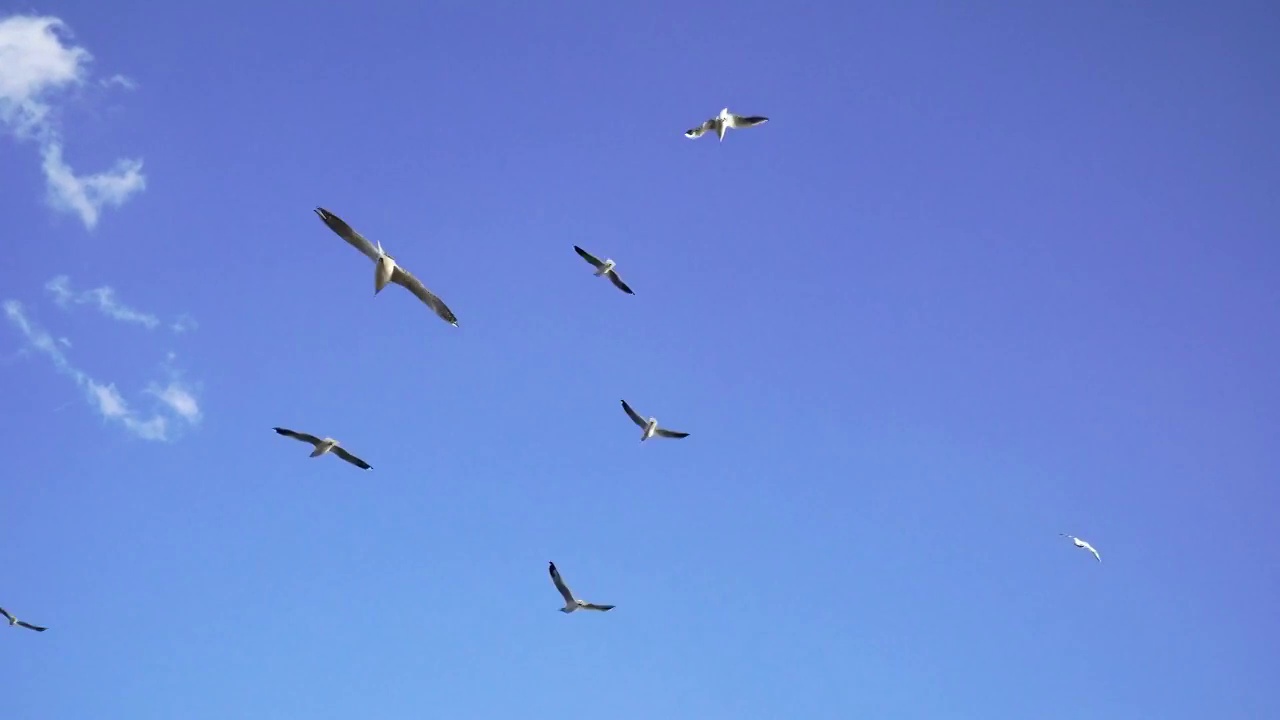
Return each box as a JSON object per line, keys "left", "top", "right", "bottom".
{"left": 2, "top": 2, "right": 1278, "bottom": 718}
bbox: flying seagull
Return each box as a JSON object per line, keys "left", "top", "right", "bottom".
{"left": 273, "top": 427, "right": 372, "bottom": 470}
{"left": 573, "top": 246, "right": 634, "bottom": 295}
{"left": 548, "top": 562, "right": 615, "bottom": 613}
{"left": 621, "top": 399, "right": 689, "bottom": 441}
{"left": 684, "top": 107, "right": 769, "bottom": 142}
{"left": 313, "top": 207, "right": 459, "bottom": 327}
{"left": 1060, "top": 534, "right": 1101, "bottom": 562}
{"left": 0, "top": 607, "right": 46, "bottom": 632}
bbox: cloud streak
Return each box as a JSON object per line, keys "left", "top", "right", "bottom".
{"left": 45, "top": 275, "right": 161, "bottom": 329}
{"left": 3, "top": 300, "right": 201, "bottom": 442}
{"left": 0, "top": 14, "right": 145, "bottom": 229}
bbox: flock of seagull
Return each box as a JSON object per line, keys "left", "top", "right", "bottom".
{"left": 2, "top": 106, "right": 1102, "bottom": 637}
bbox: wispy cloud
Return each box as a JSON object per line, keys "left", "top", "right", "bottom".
{"left": 3, "top": 299, "right": 201, "bottom": 442}
{"left": 0, "top": 14, "right": 145, "bottom": 229}
{"left": 44, "top": 275, "right": 196, "bottom": 337}
{"left": 170, "top": 314, "right": 198, "bottom": 334}
{"left": 100, "top": 73, "right": 135, "bottom": 90}
{"left": 45, "top": 274, "right": 160, "bottom": 329}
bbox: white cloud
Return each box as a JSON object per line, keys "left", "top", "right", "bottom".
{"left": 100, "top": 73, "right": 135, "bottom": 90}
{"left": 170, "top": 314, "right": 198, "bottom": 334}
{"left": 42, "top": 142, "right": 146, "bottom": 229}
{"left": 44, "top": 275, "right": 196, "bottom": 333}
{"left": 3, "top": 299, "right": 200, "bottom": 442}
{"left": 0, "top": 14, "right": 145, "bottom": 229}
{"left": 147, "top": 381, "right": 201, "bottom": 424}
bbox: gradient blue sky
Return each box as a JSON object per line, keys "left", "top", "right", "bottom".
{"left": 2, "top": 2, "right": 1278, "bottom": 718}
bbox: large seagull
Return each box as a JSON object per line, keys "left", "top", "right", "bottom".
{"left": 548, "top": 562, "right": 615, "bottom": 613}
{"left": 273, "top": 427, "right": 372, "bottom": 470}
{"left": 313, "top": 207, "right": 459, "bottom": 327}
{"left": 573, "top": 245, "right": 634, "bottom": 295}
{"left": 684, "top": 107, "right": 769, "bottom": 142}
{"left": 1060, "top": 533, "right": 1102, "bottom": 562}
{"left": 0, "top": 607, "right": 47, "bottom": 632}
{"left": 621, "top": 399, "right": 690, "bottom": 441}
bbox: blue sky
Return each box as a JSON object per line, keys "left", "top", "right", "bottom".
{"left": 2, "top": 1, "right": 1278, "bottom": 718}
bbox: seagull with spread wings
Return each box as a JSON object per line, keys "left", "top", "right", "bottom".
{"left": 573, "top": 246, "right": 634, "bottom": 295}
{"left": 621, "top": 399, "right": 690, "bottom": 442}
{"left": 1060, "top": 533, "right": 1102, "bottom": 562}
{"left": 684, "top": 107, "right": 769, "bottom": 142}
{"left": 313, "top": 207, "right": 459, "bottom": 327}
{"left": 548, "top": 562, "right": 615, "bottom": 613}
{"left": 0, "top": 607, "right": 47, "bottom": 632}
{"left": 273, "top": 427, "right": 372, "bottom": 470}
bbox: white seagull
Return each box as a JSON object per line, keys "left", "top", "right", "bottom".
{"left": 573, "top": 245, "right": 634, "bottom": 295}
{"left": 0, "top": 607, "right": 47, "bottom": 632}
{"left": 273, "top": 427, "right": 372, "bottom": 470}
{"left": 548, "top": 562, "right": 615, "bottom": 613}
{"left": 684, "top": 107, "right": 769, "bottom": 142}
{"left": 621, "top": 399, "right": 690, "bottom": 441}
{"left": 1061, "top": 534, "right": 1102, "bottom": 562}
{"left": 313, "top": 207, "right": 459, "bottom": 327}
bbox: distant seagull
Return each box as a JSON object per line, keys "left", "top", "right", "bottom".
{"left": 313, "top": 207, "right": 459, "bottom": 327}
{"left": 548, "top": 562, "right": 615, "bottom": 613}
{"left": 621, "top": 399, "right": 689, "bottom": 441}
{"left": 273, "top": 427, "right": 372, "bottom": 470}
{"left": 573, "top": 246, "right": 634, "bottom": 295}
{"left": 1060, "top": 534, "right": 1101, "bottom": 562}
{"left": 0, "top": 607, "right": 46, "bottom": 632}
{"left": 684, "top": 107, "right": 769, "bottom": 142}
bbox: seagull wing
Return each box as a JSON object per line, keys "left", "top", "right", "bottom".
{"left": 581, "top": 603, "right": 615, "bottom": 612}
{"left": 620, "top": 400, "right": 647, "bottom": 428}
{"left": 549, "top": 562, "right": 576, "bottom": 605}
{"left": 655, "top": 428, "right": 690, "bottom": 439}
{"left": 390, "top": 266, "right": 459, "bottom": 326}
{"left": 1084, "top": 543, "right": 1101, "bottom": 562}
{"left": 573, "top": 245, "right": 606, "bottom": 270}
{"left": 606, "top": 270, "right": 634, "bottom": 295}
{"left": 0, "top": 607, "right": 13, "bottom": 623}
{"left": 16, "top": 620, "right": 46, "bottom": 632}
{"left": 274, "top": 427, "right": 322, "bottom": 446}
{"left": 727, "top": 114, "right": 769, "bottom": 129}
{"left": 314, "top": 207, "right": 380, "bottom": 262}
{"left": 331, "top": 446, "right": 372, "bottom": 471}
{"left": 684, "top": 118, "right": 716, "bottom": 139}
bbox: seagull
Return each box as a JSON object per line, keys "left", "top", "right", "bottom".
{"left": 573, "top": 246, "right": 634, "bottom": 295}
{"left": 684, "top": 107, "right": 769, "bottom": 142}
{"left": 621, "top": 399, "right": 690, "bottom": 441}
{"left": 548, "top": 562, "right": 615, "bottom": 613}
{"left": 313, "top": 207, "right": 459, "bottom": 327}
{"left": 1060, "top": 534, "right": 1102, "bottom": 562}
{"left": 0, "top": 607, "right": 47, "bottom": 632}
{"left": 273, "top": 427, "right": 372, "bottom": 470}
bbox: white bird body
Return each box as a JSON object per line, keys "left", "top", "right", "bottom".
{"left": 374, "top": 244, "right": 396, "bottom": 294}
{"left": 274, "top": 427, "right": 373, "bottom": 470}
{"left": 314, "top": 207, "right": 459, "bottom": 326}
{"left": 1062, "top": 534, "right": 1102, "bottom": 562}
{"left": 309, "top": 438, "right": 338, "bottom": 457}
{"left": 684, "top": 107, "right": 769, "bottom": 142}
{"left": 549, "top": 562, "right": 615, "bottom": 613}
{"left": 621, "top": 400, "right": 690, "bottom": 442}
{"left": 642, "top": 418, "right": 658, "bottom": 441}
{"left": 573, "top": 246, "right": 634, "bottom": 294}
{"left": 0, "top": 607, "right": 46, "bottom": 632}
